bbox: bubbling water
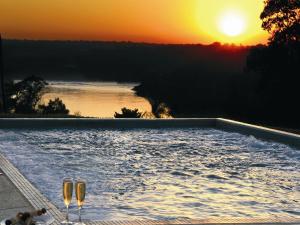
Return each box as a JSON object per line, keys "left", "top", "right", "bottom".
{"left": 0, "top": 128, "right": 299, "bottom": 220}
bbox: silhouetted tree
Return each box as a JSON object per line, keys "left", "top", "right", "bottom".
{"left": 154, "top": 103, "right": 172, "bottom": 118}
{"left": 248, "top": 0, "right": 300, "bottom": 77}
{"left": 114, "top": 107, "right": 142, "bottom": 118}
{"left": 6, "top": 76, "right": 48, "bottom": 114}
{"left": 261, "top": 0, "right": 300, "bottom": 45}
{"left": 38, "top": 98, "right": 69, "bottom": 115}
{"left": 246, "top": 0, "right": 300, "bottom": 126}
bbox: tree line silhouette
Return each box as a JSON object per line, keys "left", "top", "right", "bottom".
{"left": 136, "top": 0, "right": 300, "bottom": 128}
{"left": 1, "top": 40, "right": 249, "bottom": 82}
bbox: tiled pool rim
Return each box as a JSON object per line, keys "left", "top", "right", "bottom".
{"left": 0, "top": 118, "right": 300, "bottom": 225}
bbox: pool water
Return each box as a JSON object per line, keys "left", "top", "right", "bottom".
{"left": 0, "top": 128, "right": 299, "bottom": 220}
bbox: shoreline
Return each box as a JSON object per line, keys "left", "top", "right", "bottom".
{"left": 133, "top": 84, "right": 300, "bottom": 135}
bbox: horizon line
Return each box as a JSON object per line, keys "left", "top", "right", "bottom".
{"left": 1, "top": 37, "right": 264, "bottom": 47}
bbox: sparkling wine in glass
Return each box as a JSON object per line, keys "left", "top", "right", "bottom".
{"left": 62, "top": 177, "right": 73, "bottom": 224}
{"left": 75, "top": 179, "right": 86, "bottom": 223}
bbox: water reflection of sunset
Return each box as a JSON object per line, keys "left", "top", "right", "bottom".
{"left": 41, "top": 82, "right": 152, "bottom": 118}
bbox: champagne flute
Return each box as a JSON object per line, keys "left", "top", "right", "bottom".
{"left": 75, "top": 179, "right": 86, "bottom": 223}
{"left": 62, "top": 177, "right": 73, "bottom": 224}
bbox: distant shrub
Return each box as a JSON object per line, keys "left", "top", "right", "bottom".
{"left": 141, "top": 111, "right": 156, "bottom": 119}
{"left": 154, "top": 103, "right": 172, "bottom": 118}
{"left": 73, "top": 111, "right": 82, "bottom": 117}
{"left": 38, "top": 98, "right": 69, "bottom": 115}
{"left": 114, "top": 107, "right": 142, "bottom": 118}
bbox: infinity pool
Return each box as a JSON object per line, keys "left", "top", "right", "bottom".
{"left": 0, "top": 128, "right": 299, "bottom": 220}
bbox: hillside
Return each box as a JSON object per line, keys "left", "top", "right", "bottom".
{"left": 2, "top": 40, "right": 251, "bottom": 82}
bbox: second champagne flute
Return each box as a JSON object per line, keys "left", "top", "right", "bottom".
{"left": 75, "top": 178, "right": 86, "bottom": 224}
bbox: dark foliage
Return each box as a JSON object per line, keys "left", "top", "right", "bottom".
{"left": 114, "top": 107, "right": 143, "bottom": 118}
{"left": 2, "top": 40, "right": 249, "bottom": 82}
{"left": 5, "top": 76, "right": 48, "bottom": 114}
{"left": 261, "top": 0, "right": 300, "bottom": 45}
{"left": 135, "top": 68, "right": 258, "bottom": 120}
{"left": 38, "top": 98, "right": 69, "bottom": 115}
{"left": 1, "top": 76, "right": 70, "bottom": 116}
{"left": 153, "top": 103, "right": 172, "bottom": 118}
{"left": 245, "top": 0, "right": 300, "bottom": 126}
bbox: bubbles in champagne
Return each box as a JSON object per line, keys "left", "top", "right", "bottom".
{"left": 76, "top": 181, "right": 86, "bottom": 207}
{"left": 63, "top": 180, "right": 73, "bottom": 206}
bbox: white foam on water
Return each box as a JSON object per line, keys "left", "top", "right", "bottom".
{"left": 0, "top": 128, "right": 299, "bottom": 220}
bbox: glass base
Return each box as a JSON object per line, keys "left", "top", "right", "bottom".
{"left": 61, "top": 220, "right": 74, "bottom": 225}
{"left": 74, "top": 222, "right": 85, "bottom": 225}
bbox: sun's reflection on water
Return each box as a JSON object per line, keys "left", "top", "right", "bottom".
{"left": 41, "top": 81, "right": 152, "bottom": 117}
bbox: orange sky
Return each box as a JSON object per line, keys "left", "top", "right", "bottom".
{"left": 0, "top": 0, "right": 268, "bottom": 45}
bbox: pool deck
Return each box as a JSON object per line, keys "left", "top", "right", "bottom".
{"left": 1, "top": 118, "right": 300, "bottom": 224}
{"left": 0, "top": 168, "right": 34, "bottom": 219}
{"left": 0, "top": 154, "right": 63, "bottom": 224}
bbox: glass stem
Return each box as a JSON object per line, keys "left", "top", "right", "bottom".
{"left": 66, "top": 205, "right": 69, "bottom": 222}
{"left": 78, "top": 206, "right": 82, "bottom": 222}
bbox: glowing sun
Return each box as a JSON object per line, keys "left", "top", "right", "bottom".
{"left": 219, "top": 12, "right": 246, "bottom": 36}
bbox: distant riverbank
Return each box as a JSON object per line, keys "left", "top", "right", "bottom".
{"left": 41, "top": 81, "right": 152, "bottom": 118}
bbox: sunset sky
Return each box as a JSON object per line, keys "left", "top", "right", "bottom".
{"left": 0, "top": 0, "right": 269, "bottom": 45}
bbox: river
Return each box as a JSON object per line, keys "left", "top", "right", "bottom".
{"left": 41, "top": 81, "right": 152, "bottom": 118}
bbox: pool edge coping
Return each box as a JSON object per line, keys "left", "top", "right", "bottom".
{"left": 0, "top": 154, "right": 64, "bottom": 225}
{"left": 216, "top": 118, "right": 300, "bottom": 149}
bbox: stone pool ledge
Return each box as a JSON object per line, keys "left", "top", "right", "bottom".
{"left": 0, "top": 168, "right": 34, "bottom": 219}
{"left": 0, "top": 118, "right": 300, "bottom": 148}
{"left": 0, "top": 154, "right": 64, "bottom": 224}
